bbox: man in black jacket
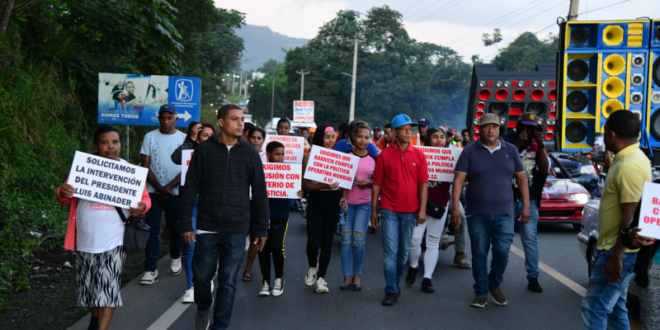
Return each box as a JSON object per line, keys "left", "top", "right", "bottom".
{"left": 179, "top": 104, "right": 269, "bottom": 330}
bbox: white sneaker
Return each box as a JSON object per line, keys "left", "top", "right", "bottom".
{"left": 316, "top": 277, "right": 329, "bottom": 293}
{"left": 140, "top": 270, "right": 159, "bottom": 285}
{"left": 171, "top": 258, "right": 182, "bottom": 275}
{"left": 259, "top": 281, "right": 271, "bottom": 296}
{"left": 272, "top": 278, "right": 284, "bottom": 297}
{"left": 305, "top": 266, "right": 318, "bottom": 287}
{"left": 182, "top": 287, "right": 195, "bottom": 303}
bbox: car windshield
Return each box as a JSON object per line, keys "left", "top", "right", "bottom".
{"left": 543, "top": 179, "right": 589, "bottom": 199}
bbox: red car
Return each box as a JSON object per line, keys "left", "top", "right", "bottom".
{"left": 538, "top": 178, "right": 591, "bottom": 230}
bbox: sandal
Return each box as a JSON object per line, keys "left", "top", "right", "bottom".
{"left": 242, "top": 270, "right": 252, "bottom": 282}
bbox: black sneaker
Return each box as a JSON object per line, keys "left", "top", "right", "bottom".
{"left": 421, "top": 278, "right": 435, "bottom": 293}
{"left": 527, "top": 278, "right": 543, "bottom": 293}
{"left": 382, "top": 293, "right": 397, "bottom": 306}
{"left": 405, "top": 267, "right": 418, "bottom": 286}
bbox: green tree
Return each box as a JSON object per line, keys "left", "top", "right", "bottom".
{"left": 257, "top": 59, "right": 285, "bottom": 74}
{"left": 487, "top": 31, "right": 558, "bottom": 71}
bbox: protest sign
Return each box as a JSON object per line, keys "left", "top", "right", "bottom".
{"left": 264, "top": 163, "right": 302, "bottom": 199}
{"left": 98, "top": 73, "right": 200, "bottom": 127}
{"left": 303, "top": 145, "right": 359, "bottom": 189}
{"left": 264, "top": 135, "right": 305, "bottom": 164}
{"left": 638, "top": 182, "right": 660, "bottom": 240}
{"left": 181, "top": 149, "right": 194, "bottom": 186}
{"left": 67, "top": 151, "right": 148, "bottom": 208}
{"left": 418, "top": 146, "right": 462, "bottom": 182}
{"left": 293, "top": 101, "right": 314, "bottom": 122}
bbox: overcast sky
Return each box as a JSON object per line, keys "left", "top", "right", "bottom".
{"left": 215, "top": 0, "right": 659, "bottom": 63}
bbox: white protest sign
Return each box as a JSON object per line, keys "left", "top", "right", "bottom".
{"left": 637, "top": 182, "right": 660, "bottom": 240}
{"left": 67, "top": 151, "right": 148, "bottom": 208}
{"left": 303, "top": 145, "right": 359, "bottom": 189}
{"left": 264, "top": 135, "right": 305, "bottom": 164}
{"left": 293, "top": 100, "right": 314, "bottom": 122}
{"left": 418, "top": 146, "right": 462, "bottom": 182}
{"left": 181, "top": 149, "right": 194, "bottom": 186}
{"left": 264, "top": 163, "right": 302, "bottom": 199}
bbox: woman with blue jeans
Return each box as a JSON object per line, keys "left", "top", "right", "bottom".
{"left": 339, "top": 122, "right": 377, "bottom": 291}
{"left": 172, "top": 123, "right": 217, "bottom": 303}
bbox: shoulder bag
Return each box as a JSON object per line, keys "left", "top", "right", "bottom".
{"left": 115, "top": 207, "right": 151, "bottom": 255}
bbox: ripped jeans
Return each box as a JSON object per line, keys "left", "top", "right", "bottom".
{"left": 340, "top": 202, "right": 372, "bottom": 277}
{"left": 409, "top": 203, "right": 449, "bottom": 279}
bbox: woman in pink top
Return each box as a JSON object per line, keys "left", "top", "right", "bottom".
{"left": 339, "top": 121, "right": 377, "bottom": 291}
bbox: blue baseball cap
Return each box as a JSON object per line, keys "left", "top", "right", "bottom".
{"left": 159, "top": 104, "right": 177, "bottom": 114}
{"left": 391, "top": 114, "right": 417, "bottom": 129}
{"left": 418, "top": 118, "right": 431, "bottom": 127}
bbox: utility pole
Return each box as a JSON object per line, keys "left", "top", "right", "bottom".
{"left": 349, "top": 39, "right": 361, "bottom": 123}
{"left": 567, "top": 0, "right": 580, "bottom": 21}
{"left": 270, "top": 77, "right": 276, "bottom": 127}
{"left": 231, "top": 71, "right": 236, "bottom": 94}
{"left": 296, "top": 70, "right": 310, "bottom": 100}
{"left": 238, "top": 71, "right": 244, "bottom": 96}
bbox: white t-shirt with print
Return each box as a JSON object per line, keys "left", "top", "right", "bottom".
{"left": 140, "top": 129, "right": 186, "bottom": 195}
{"left": 76, "top": 200, "right": 128, "bottom": 253}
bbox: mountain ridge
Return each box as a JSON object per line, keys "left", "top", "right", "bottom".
{"left": 234, "top": 24, "right": 308, "bottom": 71}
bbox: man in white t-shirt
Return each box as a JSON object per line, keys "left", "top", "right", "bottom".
{"left": 139, "top": 104, "right": 186, "bottom": 285}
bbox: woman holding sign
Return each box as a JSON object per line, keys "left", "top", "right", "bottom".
{"left": 302, "top": 125, "right": 341, "bottom": 293}
{"left": 338, "top": 122, "right": 377, "bottom": 291}
{"left": 406, "top": 126, "right": 452, "bottom": 293}
{"left": 57, "top": 125, "right": 151, "bottom": 330}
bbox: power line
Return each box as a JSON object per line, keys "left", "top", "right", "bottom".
{"left": 406, "top": 0, "right": 448, "bottom": 20}
{"left": 412, "top": 0, "right": 463, "bottom": 24}
{"left": 441, "top": 0, "right": 549, "bottom": 45}
{"left": 402, "top": 0, "right": 425, "bottom": 14}
{"left": 577, "top": 0, "right": 631, "bottom": 16}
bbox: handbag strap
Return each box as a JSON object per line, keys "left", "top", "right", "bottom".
{"left": 114, "top": 206, "right": 129, "bottom": 223}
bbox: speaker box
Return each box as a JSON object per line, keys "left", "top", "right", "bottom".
{"left": 565, "top": 21, "right": 650, "bottom": 51}
{"left": 647, "top": 52, "right": 660, "bottom": 147}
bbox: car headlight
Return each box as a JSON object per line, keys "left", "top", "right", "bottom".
{"left": 568, "top": 193, "right": 590, "bottom": 204}
{"left": 580, "top": 165, "right": 596, "bottom": 175}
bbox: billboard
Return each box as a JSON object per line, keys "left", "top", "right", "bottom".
{"left": 98, "top": 73, "right": 201, "bottom": 127}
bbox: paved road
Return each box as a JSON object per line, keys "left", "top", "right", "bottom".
{"left": 68, "top": 211, "right": 638, "bottom": 330}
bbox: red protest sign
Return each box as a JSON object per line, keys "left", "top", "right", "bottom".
{"left": 303, "top": 145, "right": 359, "bottom": 189}
{"left": 418, "top": 146, "right": 462, "bottom": 182}
{"left": 264, "top": 163, "right": 302, "bottom": 199}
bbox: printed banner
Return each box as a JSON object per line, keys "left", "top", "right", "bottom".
{"left": 67, "top": 151, "right": 148, "bottom": 208}
{"left": 303, "top": 145, "right": 359, "bottom": 189}
{"left": 418, "top": 146, "right": 462, "bottom": 182}
{"left": 98, "top": 73, "right": 200, "bottom": 127}
{"left": 264, "top": 163, "right": 302, "bottom": 199}
{"left": 293, "top": 101, "right": 314, "bottom": 122}
{"left": 264, "top": 135, "right": 305, "bottom": 164}
{"left": 181, "top": 150, "right": 194, "bottom": 186}
{"left": 638, "top": 182, "right": 660, "bottom": 240}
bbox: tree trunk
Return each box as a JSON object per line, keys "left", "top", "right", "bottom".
{"left": 0, "top": 0, "right": 15, "bottom": 35}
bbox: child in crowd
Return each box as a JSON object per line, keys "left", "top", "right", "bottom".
{"left": 258, "top": 141, "right": 303, "bottom": 297}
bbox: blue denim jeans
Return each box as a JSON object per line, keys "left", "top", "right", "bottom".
{"left": 183, "top": 197, "right": 198, "bottom": 288}
{"left": 341, "top": 202, "right": 371, "bottom": 277}
{"left": 192, "top": 232, "right": 245, "bottom": 330}
{"left": 513, "top": 199, "right": 540, "bottom": 280}
{"left": 144, "top": 193, "right": 182, "bottom": 272}
{"left": 581, "top": 249, "right": 637, "bottom": 330}
{"left": 380, "top": 208, "right": 416, "bottom": 294}
{"left": 466, "top": 213, "right": 515, "bottom": 297}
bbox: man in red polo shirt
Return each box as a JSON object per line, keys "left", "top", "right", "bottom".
{"left": 371, "top": 114, "right": 429, "bottom": 306}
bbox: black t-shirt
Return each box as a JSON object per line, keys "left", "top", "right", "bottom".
{"left": 503, "top": 132, "right": 548, "bottom": 206}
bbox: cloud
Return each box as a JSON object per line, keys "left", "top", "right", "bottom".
{"left": 215, "top": 0, "right": 348, "bottom": 39}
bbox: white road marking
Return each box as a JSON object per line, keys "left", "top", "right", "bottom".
{"left": 510, "top": 245, "right": 587, "bottom": 297}
{"left": 145, "top": 293, "right": 192, "bottom": 330}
